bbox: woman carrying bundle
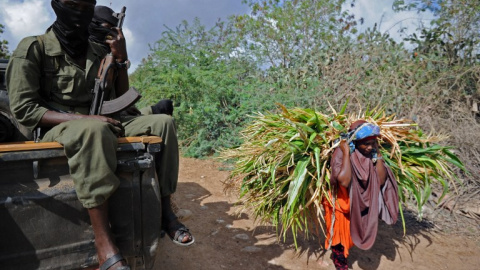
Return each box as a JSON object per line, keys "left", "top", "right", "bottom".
{"left": 322, "top": 120, "right": 399, "bottom": 269}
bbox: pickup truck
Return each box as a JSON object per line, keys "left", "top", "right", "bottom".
{"left": 0, "top": 59, "right": 162, "bottom": 270}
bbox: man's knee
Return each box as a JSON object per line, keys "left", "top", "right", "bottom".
{"left": 74, "top": 119, "right": 117, "bottom": 138}
{"left": 142, "top": 114, "right": 175, "bottom": 133}
{"left": 53, "top": 119, "right": 118, "bottom": 143}
{"left": 148, "top": 114, "right": 174, "bottom": 125}
{"left": 153, "top": 115, "right": 176, "bottom": 136}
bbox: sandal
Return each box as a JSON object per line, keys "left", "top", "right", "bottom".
{"left": 161, "top": 220, "right": 195, "bottom": 246}
{"left": 168, "top": 226, "right": 195, "bottom": 246}
{"left": 100, "top": 253, "right": 131, "bottom": 270}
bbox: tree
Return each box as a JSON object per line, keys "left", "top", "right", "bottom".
{"left": 130, "top": 18, "right": 260, "bottom": 157}
{"left": 235, "top": 0, "right": 358, "bottom": 69}
{"left": 0, "top": 24, "right": 9, "bottom": 59}
{"left": 394, "top": 0, "right": 480, "bottom": 65}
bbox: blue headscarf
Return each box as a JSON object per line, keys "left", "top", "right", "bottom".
{"left": 347, "top": 122, "right": 381, "bottom": 153}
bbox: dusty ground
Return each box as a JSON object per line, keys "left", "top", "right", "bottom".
{"left": 154, "top": 157, "right": 480, "bottom": 270}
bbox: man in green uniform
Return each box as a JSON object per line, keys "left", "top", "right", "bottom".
{"left": 87, "top": 4, "right": 194, "bottom": 246}
{"left": 6, "top": 1, "right": 193, "bottom": 269}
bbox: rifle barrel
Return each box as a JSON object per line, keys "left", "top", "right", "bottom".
{"left": 116, "top": 6, "right": 127, "bottom": 28}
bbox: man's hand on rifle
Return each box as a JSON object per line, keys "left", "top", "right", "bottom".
{"left": 90, "top": 115, "right": 125, "bottom": 137}
{"left": 88, "top": 5, "right": 135, "bottom": 116}
{"left": 105, "top": 27, "right": 128, "bottom": 62}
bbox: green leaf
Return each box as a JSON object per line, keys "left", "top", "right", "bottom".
{"left": 331, "top": 121, "right": 345, "bottom": 131}
{"left": 339, "top": 100, "right": 349, "bottom": 114}
{"left": 286, "top": 157, "right": 310, "bottom": 210}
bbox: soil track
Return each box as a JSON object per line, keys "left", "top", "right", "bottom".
{"left": 154, "top": 157, "right": 480, "bottom": 270}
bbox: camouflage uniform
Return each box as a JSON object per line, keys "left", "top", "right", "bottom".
{"left": 6, "top": 30, "right": 178, "bottom": 208}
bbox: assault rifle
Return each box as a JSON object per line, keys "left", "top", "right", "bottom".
{"left": 90, "top": 6, "right": 141, "bottom": 115}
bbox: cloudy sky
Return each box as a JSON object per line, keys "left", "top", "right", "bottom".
{"left": 0, "top": 0, "right": 433, "bottom": 71}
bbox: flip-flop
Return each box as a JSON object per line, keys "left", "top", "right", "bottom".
{"left": 99, "top": 253, "right": 131, "bottom": 270}
{"left": 164, "top": 226, "right": 195, "bottom": 246}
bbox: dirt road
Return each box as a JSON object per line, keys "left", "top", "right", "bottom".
{"left": 154, "top": 157, "right": 480, "bottom": 270}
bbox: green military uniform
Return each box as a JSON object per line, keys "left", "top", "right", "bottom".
{"left": 6, "top": 29, "right": 179, "bottom": 208}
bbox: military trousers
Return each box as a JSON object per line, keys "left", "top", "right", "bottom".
{"left": 41, "top": 114, "right": 179, "bottom": 208}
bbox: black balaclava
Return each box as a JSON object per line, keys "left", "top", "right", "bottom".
{"left": 151, "top": 99, "right": 174, "bottom": 116}
{"left": 51, "top": 0, "right": 96, "bottom": 58}
{"left": 88, "top": 5, "right": 118, "bottom": 51}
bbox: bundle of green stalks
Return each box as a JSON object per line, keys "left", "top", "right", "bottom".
{"left": 221, "top": 103, "right": 467, "bottom": 247}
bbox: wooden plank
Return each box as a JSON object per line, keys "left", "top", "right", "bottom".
{"left": 0, "top": 136, "right": 162, "bottom": 153}
{"left": 0, "top": 141, "right": 63, "bottom": 152}
{"left": 117, "top": 136, "right": 163, "bottom": 145}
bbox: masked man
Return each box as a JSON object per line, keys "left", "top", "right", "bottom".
{"left": 89, "top": 6, "right": 174, "bottom": 117}
{"left": 6, "top": 1, "right": 193, "bottom": 269}
{"left": 88, "top": 5, "right": 193, "bottom": 245}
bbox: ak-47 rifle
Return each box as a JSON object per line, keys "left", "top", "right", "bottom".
{"left": 89, "top": 6, "right": 141, "bottom": 115}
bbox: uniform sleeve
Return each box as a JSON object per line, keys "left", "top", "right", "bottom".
{"left": 6, "top": 37, "right": 49, "bottom": 133}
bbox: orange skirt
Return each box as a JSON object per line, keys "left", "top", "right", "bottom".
{"left": 322, "top": 184, "right": 354, "bottom": 257}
